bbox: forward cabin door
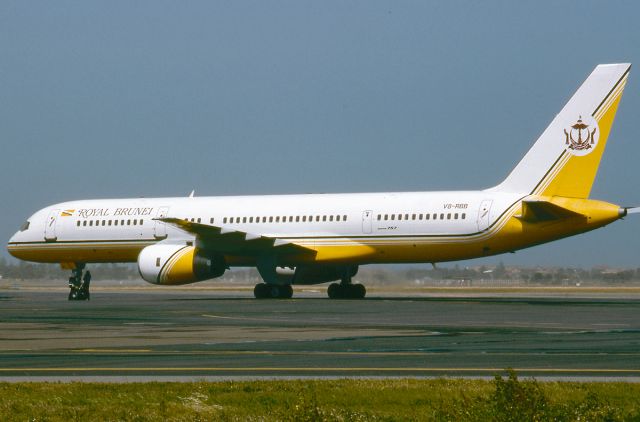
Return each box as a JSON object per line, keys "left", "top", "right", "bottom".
{"left": 154, "top": 206, "right": 170, "bottom": 239}
{"left": 44, "top": 209, "right": 60, "bottom": 241}
{"left": 362, "top": 210, "right": 373, "bottom": 234}
{"left": 477, "top": 200, "right": 493, "bottom": 231}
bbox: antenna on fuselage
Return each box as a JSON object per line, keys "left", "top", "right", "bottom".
{"left": 188, "top": 190, "right": 195, "bottom": 198}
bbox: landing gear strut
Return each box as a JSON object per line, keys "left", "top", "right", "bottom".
{"left": 253, "top": 283, "right": 293, "bottom": 299}
{"left": 68, "top": 264, "right": 91, "bottom": 301}
{"left": 327, "top": 272, "right": 366, "bottom": 299}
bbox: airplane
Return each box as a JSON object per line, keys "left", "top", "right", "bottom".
{"left": 7, "top": 63, "right": 637, "bottom": 300}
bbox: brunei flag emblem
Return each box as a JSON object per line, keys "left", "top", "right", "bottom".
{"left": 60, "top": 209, "right": 75, "bottom": 217}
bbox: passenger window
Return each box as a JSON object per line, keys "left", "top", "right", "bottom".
{"left": 405, "top": 214, "right": 409, "bottom": 220}
{"left": 295, "top": 216, "right": 300, "bottom": 222}
{"left": 269, "top": 217, "right": 273, "bottom": 223}
{"left": 322, "top": 216, "right": 327, "bottom": 222}
{"left": 377, "top": 214, "right": 381, "bottom": 221}
{"left": 263, "top": 217, "right": 267, "bottom": 223}
{"left": 76, "top": 221, "right": 80, "bottom": 227}
{"left": 433, "top": 213, "right": 437, "bottom": 220}
{"left": 384, "top": 214, "right": 388, "bottom": 220}
{"left": 447, "top": 213, "right": 451, "bottom": 220}
{"left": 454, "top": 213, "right": 458, "bottom": 219}
{"left": 462, "top": 213, "right": 466, "bottom": 219}
{"left": 83, "top": 221, "right": 87, "bottom": 226}
{"left": 398, "top": 214, "right": 402, "bottom": 221}
{"left": 391, "top": 214, "right": 395, "bottom": 220}
{"left": 243, "top": 217, "right": 247, "bottom": 223}
{"left": 315, "top": 216, "right": 320, "bottom": 222}
{"left": 419, "top": 214, "right": 423, "bottom": 220}
{"left": 133, "top": 220, "right": 137, "bottom": 225}
{"left": 302, "top": 216, "right": 306, "bottom": 222}
{"left": 329, "top": 215, "right": 334, "bottom": 222}
{"left": 121, "top": 219, "right": 125, "bottom": 225}
{"left": 425, "top": 214, "right": 430, "bottom": 220}
{"left": 114, "top": 220, "right": 118, "bottom": 226}
{"left": 198, "top": 218, "right": 202, "bottom": 223}
{"left": 223, "top": 217, "right": 228, "bottom": 224}
{"left": 440, "top": 214, "right": 444, "bottom": 220}
{"left": 412, "top": 214, "right": 416, "bottom": 220}
{"left": 127, "top": 220, "right": 131, "bottom": 225}
{"left": 210, "top": 218, "right": 214, "bottom": 224}
{"left": 336, "top": 215, "right": 341, "bottom": 222}
{"left": 343, "top": 215, "right": 347, "bottom": 221}
{"left": 289, "top": 216, "right": 294, "bottom": 222}
{"left": 89, "top": 221, "right": 93, "bottom": 226}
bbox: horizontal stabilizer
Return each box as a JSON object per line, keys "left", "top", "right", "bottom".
{"left": 156, "top": 217, "right": 315, "bottom": 256}
{"left": 516, "top": 200, "right": 586, "bottom": 223}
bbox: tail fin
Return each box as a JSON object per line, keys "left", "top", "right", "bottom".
{"left": 492, "top": 63, "right": 630, "bottom": 198}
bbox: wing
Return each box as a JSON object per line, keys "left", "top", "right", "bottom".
{"left": 156, "top": 217, "right": 315, "bottom": 256}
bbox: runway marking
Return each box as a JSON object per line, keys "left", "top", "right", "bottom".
{"left": 73, "top": 349, "right": 152, "bottom": 353}
{"left": 1, "top": 367, "right": 640, "bottom": 373}
{"left": 200, "top": 314, "right": 308, "bottom": 323}
{"left": 5, "top": 351, "right": 640, "bottom": 357}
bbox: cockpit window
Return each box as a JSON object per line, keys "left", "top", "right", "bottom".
{"left": 19, "top": 221, "right": 30, "bottom": 232}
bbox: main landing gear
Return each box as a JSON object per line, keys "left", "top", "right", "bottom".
{"left": 253, "top": 283, "right": 293, "bottom": 299}
{"left": 68, "top": 264, "right": 91, "bottom": 301}
{"left": 327, "top": 273, "right": 366, "bottom": 299}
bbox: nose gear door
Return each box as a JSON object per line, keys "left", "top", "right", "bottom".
{"left": 44, "top": 209, "right": 60, "bottom": 241}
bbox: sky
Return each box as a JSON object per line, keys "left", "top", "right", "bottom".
{"left": 1, "top": 1, "right": 639, "bottom": 268}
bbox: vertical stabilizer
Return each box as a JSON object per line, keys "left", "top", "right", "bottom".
{"left": 492, "top": 64, "right": 630, "bottom": 198}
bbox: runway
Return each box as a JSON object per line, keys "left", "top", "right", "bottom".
{"left": 1, "top": 286, "right": 640, "bottom": 380}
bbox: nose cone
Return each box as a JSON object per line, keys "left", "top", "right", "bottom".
{"left": 7, "top": 231, "right": 21, "bottom": 258}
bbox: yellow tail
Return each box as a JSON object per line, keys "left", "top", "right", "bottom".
{"left": 494, "top": 64, "right": 630, "bottom": 199}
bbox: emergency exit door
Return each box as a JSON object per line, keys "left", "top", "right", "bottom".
{"left": 44, "top": 209, "right": 60, "bottom": 241}
{"left": 362, "top": 210, "right": 373, "bottom": 234}
{"left": 477, "top": 200, "right": 493, "bottom": 231}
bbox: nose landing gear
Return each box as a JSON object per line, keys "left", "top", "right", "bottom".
{"left": 68, "top": 264, "right": 91, "bottom": 301}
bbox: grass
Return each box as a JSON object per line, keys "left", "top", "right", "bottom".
{"left": 2, "top": 371, "right": 640, "bottom": 421}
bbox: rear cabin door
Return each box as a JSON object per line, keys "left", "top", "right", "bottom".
{"left": 362, "top": 210, "right": 373, "bottom": 234}
{"left": 476, "top": 200, "right": 493, "bottom": 231}
{"left": 154, "top": 206, "right": 170, "bottom": 239}
{"left": 44, "top": 209, "right": 60, "bottom": 241}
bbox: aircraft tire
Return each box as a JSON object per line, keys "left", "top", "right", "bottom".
{"left": 254, "top": 283, "right": 269, "bottom": 299}
{"left": 279, "top": 284, "right": 293, "bottom": 299}
{"left": 327, "top": 283, "right": 341, "bottom": 299}
{"left": 352, "top": 283, "right": 366, "bottom": 299}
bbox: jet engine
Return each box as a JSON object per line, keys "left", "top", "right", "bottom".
{"left": 138, "top": 243, "right": 226, "bottom": 285}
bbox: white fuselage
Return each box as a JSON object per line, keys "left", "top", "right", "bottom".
{"left": 8, "top": 190, "right": 524, "bottom": 266}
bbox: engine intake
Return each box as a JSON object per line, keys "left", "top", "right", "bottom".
{"left": 138, "top": 244, "right": 226, "bottom": 285}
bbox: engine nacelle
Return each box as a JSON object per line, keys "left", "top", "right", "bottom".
{"left": 138, "top": 243, "right": 226, "bottom": 285}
